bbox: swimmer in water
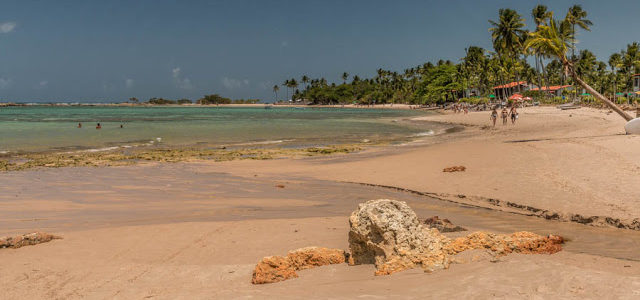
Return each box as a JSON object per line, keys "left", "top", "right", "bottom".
{"left": 78, "top": 122, "right": 82, "bottom": 128}
{"left": 96, "top": 123, "right": 101, "bottom": 129}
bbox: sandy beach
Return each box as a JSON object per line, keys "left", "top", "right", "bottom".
{"left": 1, "top": 106, "right": 639, "bottom": 298}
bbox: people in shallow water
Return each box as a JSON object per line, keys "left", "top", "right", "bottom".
{"left": 120, "top": 124, "right": 123, "bottom": 128}
{"left": 96, "top": 123, "right": 101, "bottom": 129}
{"left": 77, "top": 122, "right": 82, "bottom": 128}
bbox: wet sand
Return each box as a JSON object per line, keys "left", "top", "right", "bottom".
{"left": 1, "top": 106, "right": 640, "bottom": 298}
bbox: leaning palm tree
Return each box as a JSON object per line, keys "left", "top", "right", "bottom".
{"left": 525, "top": 13, "right": 633, "bottom": 121}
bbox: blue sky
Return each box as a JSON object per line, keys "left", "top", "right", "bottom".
{"left": 0, "top": 0, "right": 638, "bottom": 102}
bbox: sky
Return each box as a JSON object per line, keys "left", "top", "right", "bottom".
{"left": 0, "top": 0, "right": 639, "bottom": 103}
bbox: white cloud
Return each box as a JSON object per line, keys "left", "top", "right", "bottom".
{"left": 125, "top": 78, "right": 134, "bottom": 88}
{"left": 172, "top": 67, "right": 194, "bottom": 90}
{"left": 222, "top": 77, "right": 249, "bottom": 89}
{"left": 0, "top": 78, "right": 13, "bottom": 89}
{"left": 0, "top": 22, "right": 16, "bottom": 34}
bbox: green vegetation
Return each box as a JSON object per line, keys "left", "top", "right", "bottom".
{"left": 275, "top": 5, "right": 639, "bottom": 113}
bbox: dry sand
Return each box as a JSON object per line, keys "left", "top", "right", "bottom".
{"left": 1, "top": 106, "right": 639, "bottom": 299}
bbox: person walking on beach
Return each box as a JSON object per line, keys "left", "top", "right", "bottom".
{"left": 490, "top": 108, "right": 498, "bottom": 127}
{"left": 509, "top": 106, "right": 518, "bottom": 124}
{"left": 501, "top": 108, "right": 508, "bottom": 125}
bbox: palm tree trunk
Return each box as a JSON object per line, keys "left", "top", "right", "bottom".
{"left": 571, "top": 71, "right": 633, "bottom": 121}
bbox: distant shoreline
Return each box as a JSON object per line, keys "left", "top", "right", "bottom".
{"left": 0, "top": 102, "right": 437, "bottom": 110}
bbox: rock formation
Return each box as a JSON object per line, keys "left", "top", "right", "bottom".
{"left": 252, "top": 199, "right": 565, "bottom": 284}
{"left": 443, "top": 166, "right": 466, "bottom": 172}
{"left": 444, "top": 231, "right": 564, "bottom": 255}
{"left": 252, "top": 247, "right": 346, "bottom": 284}
{"left": 421, "top": 216, "right": 467, "bottom": 232}
{"left": 348, "top": 199, "right": 450, "bottom": 275}
{"left": 0, "top": 232, "right": 61, "bottom": 249}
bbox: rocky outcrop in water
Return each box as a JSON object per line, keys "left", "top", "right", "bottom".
{"left": 252, "top": 247, "right": 346, "bottom": 284}
{"left": 348, "top": 199, "right": 450, "bottom": 275}
{"left": 0, "top": 232, "right": 61, "bottom": 249}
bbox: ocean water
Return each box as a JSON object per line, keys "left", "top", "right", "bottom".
{"left": 0, "top": 106, "right": 433, "bottom": 153}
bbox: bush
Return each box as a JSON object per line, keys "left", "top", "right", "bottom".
{"left": 177, "top": 99, "right": 192, "bottom": 104}
{"left": 147, "top": 97, "right": 176, "bottom": 105}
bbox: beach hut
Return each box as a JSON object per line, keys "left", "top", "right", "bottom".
{"left": 529, "top": 85, "right": 572, "bottom": 97}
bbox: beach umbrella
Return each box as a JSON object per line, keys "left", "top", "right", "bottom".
{"left": 523, "top": 97, "right": 532, "bottom": 101}
{"left": 488, "top": 94, "right": 495, "bottom": 98}
{"left": 508, "top": 93, "right": 523, "bottom": 100}
{"left": 616, "top": 92, "right": 624, "bottom": 96}
{"left": 635, "top": 91, "right": 640, "bottom": 95}
{"left": 581, "top": 93, "right": 591, "bottom": 96}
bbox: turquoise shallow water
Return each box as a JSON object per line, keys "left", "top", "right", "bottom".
{"left": 0, "top": 106, "right": 433, "bottom": 153}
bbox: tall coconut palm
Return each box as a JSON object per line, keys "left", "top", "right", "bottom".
{"left": 283, "top": 79, "right": 290, "bottom": 101}
{"left": 489, "top": 8, "right": 527, "bottom": 97}
{"left": 342, "top": 72, "right": 349, "bottom": 84}
{"left": 565, "top": 5, "right": 592, "bottom": 100}
{"left": 525, "top": 13, "right": 633, "bottom": 121}
{"left": 272, "top": 84, "right": 279, "bottom": 102}
{"left": 301, "top": 75, "right": 309, "bottom": 90}
{"left": 608, "top": 53, "right": 622, "bottom": 103}
{"left": 532, "top": 5, "right": 552, "bottom": 94}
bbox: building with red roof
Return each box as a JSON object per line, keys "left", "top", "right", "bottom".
{"left": 492, "top": 81, "right": 537, "bottom": 100}
{"left": 530, "top": 85, "right": 573, "bottom": 97}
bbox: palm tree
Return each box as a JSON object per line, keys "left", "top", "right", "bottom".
{"left": 525, "top": 13, "right": 633, "bottom": 121}
{"left": 489, "top": 8, "right": 527, "bottom": 98}
{"left": 608, "top": 53, "right": 622, "bottom": 103}
{"left": 272, "top": 85, "right": 279, "bottom": 102}
{"left": 342, "top": 72, "right": 349, "bottom": 84}
{"left": 565, "top": 5, "right": 592, "bottom": 100}
{"left": 301, "top": 75, "right": 309, "bottom": 91}
{"left": 287, "top": 78, "right": 298, "bottom": 101}
{"left": 283, "top": 79, "right": 290, "bottom": 101}
{"left": 532, "top": 5, "right": 552, "bottom": 95}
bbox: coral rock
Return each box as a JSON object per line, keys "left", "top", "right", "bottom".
{"left": 444, "top": 231, "right": 564, "bottom": 256}
{"left": 0, "top": 232, "right": 61, "bottom": 249}
{"left": 421, "top": 216, "right": 467, "bottom": 232}
{"left": 443, "top": 166, "right": 466, "bottom": 172}
{"left": 348, "top": 199, "right": 449, "bottom": 275}
{"left": 251, "top": 255, "right": 298, "bottom": 284}
{"left": 252, "top": 247, "right": 346, "bottom": 284}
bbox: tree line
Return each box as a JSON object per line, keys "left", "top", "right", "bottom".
{"left": 127, "top": 95, "right": 260, "bottom": 105}
{"left": 275, "top": 5, "right": 639, "bottom": 117}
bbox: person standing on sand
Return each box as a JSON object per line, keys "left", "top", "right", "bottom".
{"left": 491, "top": 108, "right": 498, "bottom": 127}
{"left": 501, "top": 108, "right": 508, "bottom": 125}
{"left": 509, "top": 106, "right": 518, "bottom": 124}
